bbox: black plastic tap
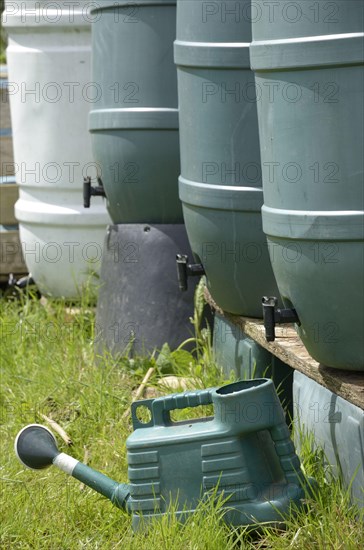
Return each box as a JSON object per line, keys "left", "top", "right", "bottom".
{"left": 262, "top": 296, "right": 300, "bottom": 342}
{"left": 83, "top": 177, "right": 106, "bottom": 208}
{"left": 176, "top": 254, "right": 205, "bottom": 291}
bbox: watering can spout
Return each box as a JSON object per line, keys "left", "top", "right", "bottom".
{"left": 14, "top": 424, "right": 131, "bottom": 512}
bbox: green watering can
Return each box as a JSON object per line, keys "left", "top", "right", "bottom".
{"left": 15, "top": 379, "right": 312, "bottom": 530}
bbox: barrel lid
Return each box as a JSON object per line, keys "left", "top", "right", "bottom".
{"left": 15, "top": 198, "right": 109, "bottom": 226}
{"left": 91, "top": 0, "right": 176, "bottom": 12}
{"left": 251, "top": 34, "right": 364, "bottom": 71}
{"left": 89, "top": 108, "right": 179, "bottom": 131}
{"left": 179, "top": 177, "right": 263, "bottom": 212}
{"left": 262, "top": 205, "right": 364, "bottom": 241}
{"left": 2, "top": 11, "right": 90, "bottom": 28}
{"left": 174, "top": 41, "right": 250, "bottom": 69}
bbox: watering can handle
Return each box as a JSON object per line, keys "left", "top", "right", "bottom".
{"left": 152, "top": 388, "right": 214, "bottom": 426}
{"left": 131, "top": 388, "right": 214, "bottom": 429}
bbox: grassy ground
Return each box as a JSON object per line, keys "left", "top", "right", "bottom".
{"left": 0, "top": 286, "right": 363, "bottom": 549}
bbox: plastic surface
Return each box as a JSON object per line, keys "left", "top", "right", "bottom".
{"left": 15, "top": 424, "right": 58, "bottom": 470}
{"left": 250, "top": 0, "right": 364, "bottom": 369}
{"left": 175, "top": 0, "right": 280, "bottom": 316}
{"left": 213, "top": 313, "right": 293, "bottom": 417}
{"left": 89, "top": 1, "right": 182, "bottom": 223}
{"left": 14, "top": 382, "right": 313, "bottom": 530}
{"left": 95, "top": 224, "right": 197, "bottom": 356}
{"left": 293, "top": 371, "right": 364, "bottom": 508}
{"left": 14, "top": 423, "right": 131, "bottom": 510}
{"left": 3, "top": 1, "right": 111, "bottom": 297}
{"left": 213, "top": 313, "right": 272, "bottom": 380}
{"left": 127, "top": 379, "right": 307, "bottom": 529}
{"left": 71, "top": 462, "right": 131, "bottom": 511}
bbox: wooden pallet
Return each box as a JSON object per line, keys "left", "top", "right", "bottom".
{"left": 0, "top": 66, "right": 27, "bottom": 281}
{"left": 0, "top": 68, "right": 15, "bottom": 178}
{"left": 205, "top": 289, "right": 364, "bottom": 411}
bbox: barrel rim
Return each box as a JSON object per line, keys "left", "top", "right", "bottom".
{"left": 15, "top": 199, "right": 110, "bottom": 226}
{"left": 174, "top": 41, "right": 250, "bottom": 69}
{"left": 262, "top": 205, "right": 364, "bottom": 241}
{"left": 89, "top": 108, "right": 179, "bottom": 131}
{"left": 179, "top": 177, "right": 263, "bottom": 212}
{"left": 250, "top": 34, "right": 364, "bottom": 71}
{"left": 91, "top": 0, "right": 176, "bottom": 12}
{"left": 2, "top": 11, "right": 91, "bottom": 28}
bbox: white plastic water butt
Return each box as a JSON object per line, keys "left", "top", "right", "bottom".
{"left": 3, "top": 0, "right": 111, "bottom": 297}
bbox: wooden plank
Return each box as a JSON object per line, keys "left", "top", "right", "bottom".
{"left": 0, "top": 86, "right": 12, "bottom": 129}
{"left": 205, "top": 288, "right": 364, "bottom": 410}
{"left": 0, "top": 74, "right": 15, "bottom": 177}
{"left": 0, "top": 183, "right": 18, "bottom": 225}
{"left": 0, "top": 136, "right": 15, "bottom": 177}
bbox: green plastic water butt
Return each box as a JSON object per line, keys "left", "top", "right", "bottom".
{"left": 89, "top": 1, "right": 182, "bottom": 224}
{"left": 250, "top": 0, "right": 364, "bottom": 370}
{"left": 175, "top": 0, "right": 280, "bottom": 317}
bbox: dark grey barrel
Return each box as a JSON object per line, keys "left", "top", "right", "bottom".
{"left": 90, "top": 0, "right": 182, "bottom": 224}
{"left": 95, "top": 224, "right": 199, "bottom": 356}
{"left": 250, "top": 0, "right": 364, "bottom": 370}
{"left": 175, "top": 0, "right": 280, "bottom": 316}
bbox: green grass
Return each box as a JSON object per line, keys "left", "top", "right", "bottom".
{"left": 0, "top": 287, "right": 363, "bottom": 549}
